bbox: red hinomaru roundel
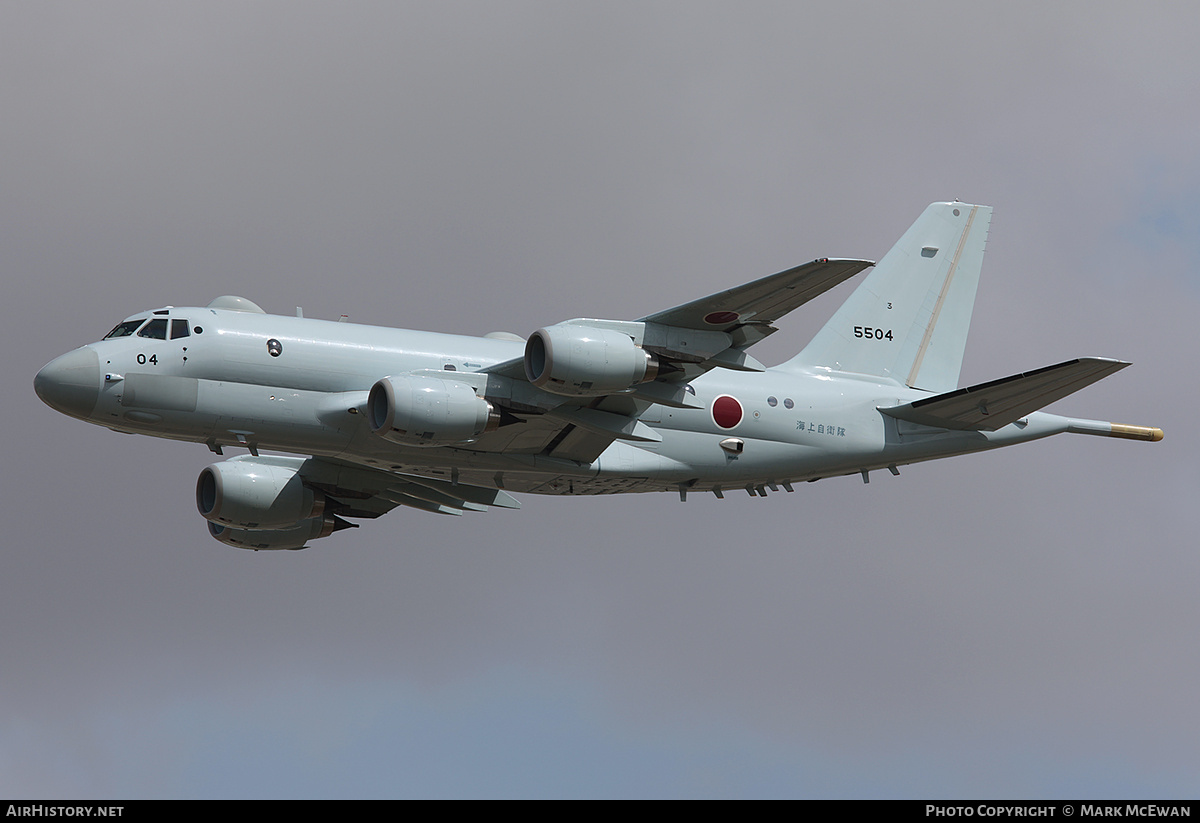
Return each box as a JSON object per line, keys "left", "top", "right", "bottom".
{"left": 712, "top": 394, "right": 743, "bottom": 428}
{"left": 703, "top": 310, "right": 740, "bottom": 325}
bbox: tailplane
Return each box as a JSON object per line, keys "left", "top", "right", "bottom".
{"left": 878, "top": 358, "right": 1131, "bottom": 431}
{"left": 878, "top": 356, "right": 1162, "bottom": 442}
{"left": 786, "top": 202, "right": 992, "bottom": 392}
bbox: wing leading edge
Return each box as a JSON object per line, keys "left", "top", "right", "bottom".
{"left": 640, "top": 257, "right": 875, "bottom": 345}
{"left": 483, "top": 257, "right": 874, "bottom": 381}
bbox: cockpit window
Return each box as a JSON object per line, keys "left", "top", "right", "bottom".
{"left": 137, "top": 318, "right": 168, "bottom": 340}
{"left": 170, "top": 319, "right": 190, "bottom": 339}
{"left": 104, "top": 320, "right": 145, "bottom": 339}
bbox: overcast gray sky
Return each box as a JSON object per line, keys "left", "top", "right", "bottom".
{"left": 4, "top": 1, "right": 1197, "bottom": 798}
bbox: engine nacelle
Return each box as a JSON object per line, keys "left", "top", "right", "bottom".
{"left": 196, "top": 460, "right": 325, "bottom": 529}
{"left": 524, "top": 324, "right": 659, "bottom": 396}
{"left": 206, "top": 516, "right": 338, "bottom": 551}
{"left": 368, "top": 374, "right": 498, "bottom": 446}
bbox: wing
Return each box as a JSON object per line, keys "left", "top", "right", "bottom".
{"left": 640, "top": 257, "right": 874, "bottom": 344}
{"left": 200, "top": 454, "right": 525, "bottom": 550}
{"left": 468, "top": 257, "right": 874, "bottom": 463}
{"left": 485, "top": 257, "right": 873, "bottom": 379}
{"left": 300, "top": 456, "right": 521, "bottom": 517}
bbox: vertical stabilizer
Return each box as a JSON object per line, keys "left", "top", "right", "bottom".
{"left": 785, "top": 202, "right": 992, "bottom": 393}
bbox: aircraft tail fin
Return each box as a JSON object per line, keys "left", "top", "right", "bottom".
{"left": 785, "top": 202, "right": 992, "bottom": 392}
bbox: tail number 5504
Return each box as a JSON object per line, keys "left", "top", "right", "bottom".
{"left": 854, "top": 326, "right": 893, "bottom": 341}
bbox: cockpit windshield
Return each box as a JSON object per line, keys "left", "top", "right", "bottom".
{"left": 137, "top": 318, "right": 168, "bottom": 340}
{"left": 104, "top": 319, "right": 145, "bottom": 339}
{"left": 103, "top": 315, "right": 191, "bottom": 341}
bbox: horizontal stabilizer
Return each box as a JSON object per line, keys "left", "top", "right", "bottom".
{"left": 880, "top": 357, "right": 1131, "bottom": 431}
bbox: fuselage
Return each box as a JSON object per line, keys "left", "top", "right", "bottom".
{"left": 36, "top": 203, "right": 1161, "bottom": 552}
{"left": 35, "top": 302, "right": 1071, "bottom": 497}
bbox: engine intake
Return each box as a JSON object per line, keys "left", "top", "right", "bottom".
{"left": 524, "top": 324, "right": 659, "bottom": 396}
{"left": 196, "top": 460, "right": 324, "bottom": 529}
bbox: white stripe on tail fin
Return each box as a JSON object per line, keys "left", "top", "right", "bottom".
{"left": 785, "top": 202, "right": 992, "bottom": 393}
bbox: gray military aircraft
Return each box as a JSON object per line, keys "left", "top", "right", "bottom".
{"left": 35, "top": 202, "right": 1162, "bottom": 550}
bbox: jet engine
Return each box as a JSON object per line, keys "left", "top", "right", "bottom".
{"left": 206, "top": 516, "right": 341, "bottom": 551}
{"left": 196, "top": 460, "right": 325, "bottom": 530}
{"left": 524, "top": 324, "right": 659, "bottom": 396}
{"left": 368, "top": 374, "right": 499, "bottom": 446}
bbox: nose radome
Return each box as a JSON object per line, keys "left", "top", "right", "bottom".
{"left": 34, "top": 348, "right": 101, "bottom": 419}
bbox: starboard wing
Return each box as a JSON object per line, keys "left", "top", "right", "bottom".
{"left": 640, "top": 257, "right": 874, "bottom": 344}
{"left": 471, "top": 258, "right": 874, "bottom": 462}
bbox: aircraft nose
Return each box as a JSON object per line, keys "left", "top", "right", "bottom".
{"left": 35, "top": 347, "right": 101, "bottom": 419}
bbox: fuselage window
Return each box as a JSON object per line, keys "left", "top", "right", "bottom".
{"left": 170, "top": 319, "right": 190, "bottom": 339}
{"left": 137, "top": 318, "right": 168, "bottom": 340}
{"left": 104, "top": 320, "right": 145, "bottom": 339}
{"left": 767, "top": 396, "right": 778, "bottom": 407}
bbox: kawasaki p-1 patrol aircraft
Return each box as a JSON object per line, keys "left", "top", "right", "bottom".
{"left": 35, "top": 203, "right": 1162, "bottom": 550}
